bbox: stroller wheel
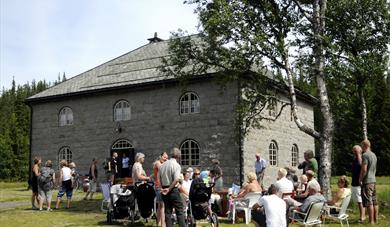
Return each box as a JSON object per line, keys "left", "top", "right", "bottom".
{"left": 210, "top": 212, "right": 219, "bottom": 227}
{"left": 106, "top": 210, "right": 113, "bottom": 225}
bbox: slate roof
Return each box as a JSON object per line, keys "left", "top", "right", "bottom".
{"left": 27, "top": 38, "right": 175, "bottom": 101}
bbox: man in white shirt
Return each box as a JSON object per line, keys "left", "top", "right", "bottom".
{"left": 275, "top": 168, "right": 294, "bottom": 195}
{"left": 255, "top": 153, "right": 267, "bottom": 186}
{"left": 252, "top": 184, "right": 286, "bottom": 227}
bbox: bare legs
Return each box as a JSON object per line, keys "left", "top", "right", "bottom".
{"left": 31, "top": 192, "right": 39, "bottom": 209}
{"left": 56, "top": 197, "right": 71, "bottom": 209}
{"left": 367, "top": 204, "right": 379, "bottom": 225}
{"left": 357, "top": 202, "right": 366, "bottom": 222}
{"left": 156, "top": 201, "right": 166, "bottom": 227}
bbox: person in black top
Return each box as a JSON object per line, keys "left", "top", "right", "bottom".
{"left": 351, "top": 145, "right": 365, "bottom": 223}
{"left": 108, "top": 152, "right": 118, "bottom": 184}
{"left": 84, "top": 158, "right": 98, "bottom": 200}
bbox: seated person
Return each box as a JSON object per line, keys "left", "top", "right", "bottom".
{"left": 296, "top": 174, "right": 308, "bottom": 195}
{"left": 327, "top": 175, "right": 351, "bottom": 214}
{"left": 287, "top": 180, "right": 325, "bottom": 219}
{"left": 293, "top": 170, "right": 317, "bottom": 200}
{"left": 252, "top": 184, "right": 286, "bottom": 227}
{"left": 237, "top": 172, "right": 262, "bottom": 198}
{"left": 227, "top": 172, "right": 262, "bottom": 219}
{"left": 275, "top": 168, "right": 294, "bottom": 196}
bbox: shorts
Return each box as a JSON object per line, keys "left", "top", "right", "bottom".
{"left": 351, "top": 186, "right": 362, "bottom": 203}
{"left": 38, "top": 188, "right": 53, "bottom": 202}
{"left": 362, "top": 183, "right": 377, "bottom": 207}
{"left": 88, "top": 179, "right": 97, "bottom": 192}
{"left": 57, "top": 180, "right": 73, "bottom": 199}
{"left": 155, "top": 188, "right": 163, "bottom": 202}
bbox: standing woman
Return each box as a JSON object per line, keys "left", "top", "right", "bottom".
{"left": 84, "top": 158, "right": 98, "bottom": 200}
{"left": 211, "top": 159, "right": 223, "bottom": 191}
{"left": 132, "top": 152, "right": 150, "bottom": 183}
{"left": 31, "top": 157, "right": 41, "bottom": 210}
{"left": 56, "top": 160, "right": 73, "bottom": 209}
{"left": 38, "top": 160, "right": 55, "bottom": 211}
{"left": 153, "top": 152, "right": 168, "bottom": 227}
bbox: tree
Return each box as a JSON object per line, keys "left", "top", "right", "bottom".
{"left": 326, "top": 0, "right": 390, "bottom": 140}
{"left": 161, "top": 0, "right": 334, "bottom": 196}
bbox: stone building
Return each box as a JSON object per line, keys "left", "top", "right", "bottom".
{"left": 26, "top": 35, "right": 315, "bottom": 187}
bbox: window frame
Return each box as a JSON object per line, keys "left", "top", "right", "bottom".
{"left": 267, "top": 99, "right": 278, "bottom": 117}
{"left": 179, "top": 139, "right": 200, "bottom": 167}
{"left": 58, "top": 106, "right": 73, "bottom": 126}
{"left": 269, "top": 140, "right": 278, "bottom": 166}
{"left": 179, "top": 92, "right": 200, "bottom": 115}
{"left": 112, "top": 139, "right": 133, "bottom": 149}
{"left": 58, "top": 146, "right": 72, "bottom": 168}
{"left": 291, "top": 144, "right": 299, "bottom": 167}
{"left": 113, "top": 100, "right": 131, "bottom": 122}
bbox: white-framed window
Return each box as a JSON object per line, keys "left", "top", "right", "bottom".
{"left": 180, "top": 139, "right": 200, "bottom": 166}
{"left": 114, "top": 100, "right": 131, "bottom": 121}
{"left": 59, "top": 107, "right": 73, "bottom": 126}
{"left": 267, "top": 99, "right": 278, "bottom": 117}
{"left": 58, "top": 147, "right": 72, "bottom": 166}
{"left": 180, "top": 92, "right": 200, "bottom": 114}
{"left": 291, "top": 144, "right": 299, "bottom": 166}
{"left": 112, "top": 139, "right": 133, "bottom": 149}
{"left": 269, "top": 140, "right": 278, "bottom": 166}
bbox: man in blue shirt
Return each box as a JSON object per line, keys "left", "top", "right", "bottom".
{"left": 255, "top": 153, "right": 267, "bottom": 186}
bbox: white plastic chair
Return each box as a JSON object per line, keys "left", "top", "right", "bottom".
{"left": 325, "top": 193, "right": 351, "bottom": 227}
{"left": 290, "top": 201, "right": 324, "bottom": 227}
{"left": 232, "top": 192, "right": 262, "bottom": 224}
{"left": 100, "top": 182, "right": 111, "bottom": 212}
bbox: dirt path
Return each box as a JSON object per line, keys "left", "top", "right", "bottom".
{"left": 0, "top": 201, "right": 30, "bottom": 210}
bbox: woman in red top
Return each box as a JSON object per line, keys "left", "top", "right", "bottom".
{"left": 153, "top": 151, "right": 168, "bottom": 227}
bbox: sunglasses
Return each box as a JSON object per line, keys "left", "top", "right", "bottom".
{"left": 194, "top": 173, "right": 200, "bottom": 175}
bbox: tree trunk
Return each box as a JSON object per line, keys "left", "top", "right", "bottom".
{"left": 313, "top": 0, "right": 334, "bottom": 199}
{"left": 359, "top": 87, "right": 368, "bottom": 140}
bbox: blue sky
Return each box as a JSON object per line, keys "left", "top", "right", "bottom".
{"left": 0, "top": 0, "right": 198, "bottom": 90}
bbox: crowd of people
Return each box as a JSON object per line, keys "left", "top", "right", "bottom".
{"left": 30, "top": 138, "right": 378, "bottom": 226}
{"left": 250, "top": 139, "right": 378, "bottom": 226}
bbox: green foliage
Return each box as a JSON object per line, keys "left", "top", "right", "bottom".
{"left": 0, "top": 79, "right": 50, "bottom": 180}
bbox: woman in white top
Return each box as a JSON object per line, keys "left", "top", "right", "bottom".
{"left": 55, "top": 160, "right": 73, "bottom": 209}
{"left": 132, "top": 152, "right": 150, "bottom": 184}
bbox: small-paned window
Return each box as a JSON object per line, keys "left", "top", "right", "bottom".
{"left": 291, "top": 144, "right": 299, "bottom": 166}
{"left": 58, "top": 147, "right": 72, "bottom": 166}
{"left": 180, "top": 139, "right": 200, "bottom": 166}
{"left": 114, "top": 100, "right": 131, "bottom": 121}
{"left": 180, "top": 92, "right": 200, "bottom": 114}
{"left": 59, "top": 107, "right": 73, "bottom": 126}
{"left": 112, "top": 139, "right": 133, "bottom": 149}
{"left": 269, "top": 140, "right": 278, "bottom": 166}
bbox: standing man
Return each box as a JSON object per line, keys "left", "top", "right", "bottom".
{"left": 108, "top": 152, "right": 118, "bottom": 184}
{"left": 84, "top": 158, "right": 98, "bottom": 200}
{"left": 298, "top": 150, "right": 318, "bottom": 177}
{"left": 255, "top": 153, "right": 267, "bottom": 186}
{"left": 158, "top": 148, "right": 186, "bottom": 227}
{"left": 351, "top": 145, "right": 365, "bottom": 223}
{"left": 359, "top": 139, "right": 378, "bottom": 225}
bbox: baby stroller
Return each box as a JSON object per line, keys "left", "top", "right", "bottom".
{"left": 106, "top": 184, "right": 136, "bottom": 225}
{"left": 187, "top": 181, "right": 219, "bottom": 227}
{"left": 134, "top": 181, "right": 156, "bottom": 220}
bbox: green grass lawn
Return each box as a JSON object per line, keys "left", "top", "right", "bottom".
{"left": 0, "top": 177, "right": 389, "bottom": 226}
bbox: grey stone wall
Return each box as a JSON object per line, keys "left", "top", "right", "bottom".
{"left": 242, "top": 95, "right": 315, "bottom": 189}
{"left": 30, "top": 79, "right": 240, "bottom": 185}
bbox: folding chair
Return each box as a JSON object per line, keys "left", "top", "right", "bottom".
{"left": 290, "top": 201, "right": 324, "bottom": 227}
{"left": 324, "top": 193, "right": 351, "bottom": 227}
{"left": 232, "top": 192, "right": 262, "bottom": 224}
{"left": 100, "top": 182, "right": 111, "bottom": 212}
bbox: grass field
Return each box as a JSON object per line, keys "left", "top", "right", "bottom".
{"left": 0, "top": 177, "right": 389, "bottom": 226}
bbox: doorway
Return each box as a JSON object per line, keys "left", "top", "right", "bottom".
{"left": 111, "top": 139, "right": 135, "bottom": 178}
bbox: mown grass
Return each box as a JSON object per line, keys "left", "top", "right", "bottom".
{"left": 0, "top": 177, "right": 389, "bottom": 226}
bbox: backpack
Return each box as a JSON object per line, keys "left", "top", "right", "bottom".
{"left": 38, "top": 167, "right": 52, "bottom": 189}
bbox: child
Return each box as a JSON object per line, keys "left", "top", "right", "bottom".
{"left": 296, "top": 174, "right": 308, "bottom": 195}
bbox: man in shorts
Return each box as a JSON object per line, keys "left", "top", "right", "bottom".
{"left": 359, "top": 139, "right": 378, "bottom": 225}
{"left": 351, "top": 145, "right": 365, "bottom": 222}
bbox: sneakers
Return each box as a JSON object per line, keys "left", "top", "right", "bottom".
{"left": 47, "top": 208, "right": 53, "bottom": 212}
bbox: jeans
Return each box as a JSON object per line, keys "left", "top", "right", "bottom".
{"left": 162, "top": 187, "right": 186, "bottom": 227}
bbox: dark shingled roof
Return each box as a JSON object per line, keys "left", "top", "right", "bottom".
{"left": 27, "top": 39, "right": 174, "bottom": 101}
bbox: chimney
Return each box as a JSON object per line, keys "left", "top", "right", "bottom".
{"left": 147, "top": 32, "right": 164, "bottom": 43}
